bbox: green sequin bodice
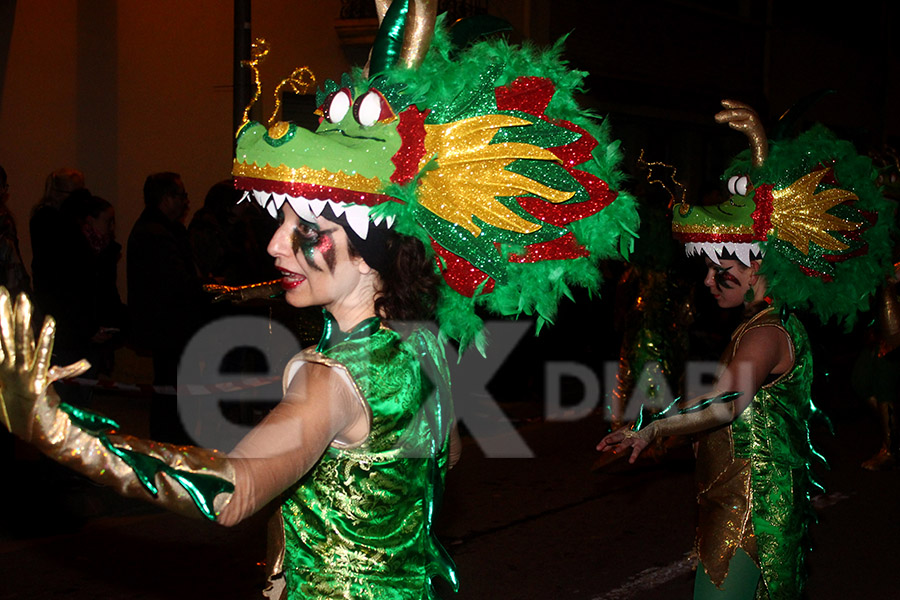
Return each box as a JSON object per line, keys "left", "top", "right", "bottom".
{"left": 724, "top": 308, "right": 818, "bottom": 599}
{"left": 280, "top": 320, "right": 457, "bottom": 599}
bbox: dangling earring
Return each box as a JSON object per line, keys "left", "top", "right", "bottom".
{"left": 744, "top": 285, "right": 755, "bottom": 303}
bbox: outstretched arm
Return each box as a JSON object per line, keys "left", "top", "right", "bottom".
{"left": 597, "top": 324, "right": 792, "bottom": 463}
{"left": 0, "top": 288, "right": 366, "bottom": 523}
{"left": 218, "top": 361, "right": 367, "bottom": 526}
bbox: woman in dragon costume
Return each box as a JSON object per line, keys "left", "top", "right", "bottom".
{"left": 0, "top": 1, "right": 637, "bottom": 598}
{"left": 599, "top": 100, "right": 894, "bottom": 599}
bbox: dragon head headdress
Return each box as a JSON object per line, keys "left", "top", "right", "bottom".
{"left": 232, "top": 1, "right": 638, "bottom": 348}
{"left": 672, "top": 99, "right": 895, "bottom": 325}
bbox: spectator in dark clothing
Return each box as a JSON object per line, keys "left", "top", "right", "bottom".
{"left": 188, "top": 179, "right": 278, "bottom": 286}
{"left": 127, "top": 172, "right": 204, "bottom": 443}
{"left": 30, "top": 168, "right": 85, "bottom": 325}
{"left": 57, "top": 192, "right": 125, "bottom": 375}
{"left": 0, "top": 165, "right": 31, "bottom": 299}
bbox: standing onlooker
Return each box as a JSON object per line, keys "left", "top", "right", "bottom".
{"left": 56, "top": 191, "right": 125, "bottom": 375}
{"left": 127, "top": 172, "right": 204, "bottom": 443}
{"left": 0, "top": 165, "right": 31, "bottom": 299}
{"left": 30, "top": 168, "right": 85, "bottom": 323}
{"left": 188, "top": 179, "right": 276, "bottom": 286}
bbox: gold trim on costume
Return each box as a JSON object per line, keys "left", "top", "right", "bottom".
{"left": 233, "top": 161, "right": 386, "bottom": 195}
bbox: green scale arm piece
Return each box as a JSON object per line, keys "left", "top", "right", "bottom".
{"left": 0, "top": 290, "right": 234, "bottom": 522}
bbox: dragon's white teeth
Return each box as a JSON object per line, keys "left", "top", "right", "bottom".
{"left": 704, "top": 243, "right": 722, "bottom": 265}
{"left": 344, "top": 204, "right": 371, "bottom": 240}
{"left": 372, "top": 214, "right": 384, "bottom": 226}
{"left": 266, "top": 201, "right": 278, "bottom": 218}
{"left": 273, "top": 193, "right": 287, "bottom": 210}
{"left": 253, "top": 190, "right": 271, "bottom": 208}
{"left": 385, "top": 215, "right": 395, "bottom": 228}
{"left": 238, "top": 191, "right": 250, "bottom": 204}
{"left": 735, "top": 244, "right": 752, "bottom": 266}
{"left": 326, "top": 200, "right": 345, "bottom": 217}
{"left": 684, "top": 241, "right": 763, "bottom": 265}
{"left": 309, "top": 199, "right": 327, "bottom": 217}
{"left": 288, "top": 197, "right": 317, "bottom": 223}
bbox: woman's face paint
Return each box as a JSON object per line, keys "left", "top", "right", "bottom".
{"left": 268, "top": 203, "right": 366, "bottom": 310}
{"left": 703, "top": 257, "right": 753, "bottom": 308}
{"left": 289, "top": 220, "right": 337, "bottom": 272}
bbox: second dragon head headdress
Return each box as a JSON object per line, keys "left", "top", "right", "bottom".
{"left": 232, "top": 0, "right": 638, "bottom": 349}
{"left": 672, "top": 99, "right": 895, "bottom": 325}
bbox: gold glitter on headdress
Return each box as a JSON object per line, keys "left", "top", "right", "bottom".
{"left": 239, "top": 38, "right": 317, "bottom": 131}
{"left": 240, "top": 38, "right": 270, "bottom": 130}
{"left": 771, "top": 168, "right": 862, "bottom": 255}
{"left": 419, "top": 115, "right": 574, "bottom": 236}
{"left": 267, "top": 67, "right": 317, "bottom": 127}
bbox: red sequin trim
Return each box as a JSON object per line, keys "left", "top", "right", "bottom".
{"left": 549, "top": 120, "right": 599, "bottom": 169}
{"left": 431, "top": 240, "right": 495, "bottom": 297}
{"left": 799, "top": 265, "right": 833, "bottom": 282}
{"left": 391, "top": 106, "right": 429, "bottom": 184}
{"left": 508, "top": 232, "right": 589, "bottom": 263}
{"left": 495, "top": 76, "right": 554, "bottom": 116}
{"left": 517, "top": 170, "right": 616, "bottom": 226}
{"left": 495, "top": 77, "right": 598, "bottom": 169}
{"left": 751, "top": 184, "right": 774, "bottom": 241}
{"left": 495, "top": 76, "right": 614, "bottom": 227}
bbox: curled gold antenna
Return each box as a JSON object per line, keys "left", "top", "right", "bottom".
{"left": 637, "top": 149, "right": 686, "bottom": 210}
{"left": 239, "top": 38, "right": 271, "bottom": 131}
{"left": 715, "top": 99, "right": 769, "bottom": 168}
{"left": 267, "top": 67, "right": 317, "bottom": 127}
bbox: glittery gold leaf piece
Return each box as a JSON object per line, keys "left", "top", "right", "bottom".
{"left": 420, "top": 115, "right": 574, "bottom": 236}
{"left": 771, "top": 169, "right": 861, "bottom": 255}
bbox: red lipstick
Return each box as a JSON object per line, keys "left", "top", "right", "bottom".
{"left": 278, "top": 268, "right": 306, "bottom": 290}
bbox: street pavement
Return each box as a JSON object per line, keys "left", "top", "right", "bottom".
{"left": 1, "top": 388, "right": 897, "bottom": 599}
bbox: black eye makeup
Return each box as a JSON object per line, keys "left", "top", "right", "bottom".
{"left": 291, "top": 221, "right": 321, "bottom": 260}
{"left": 712, "top": 264, "right": 740, "bottom": 289}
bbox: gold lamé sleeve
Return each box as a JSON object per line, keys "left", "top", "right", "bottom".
{"left": 31, "top": 387, "right": 235, "bottom": 521}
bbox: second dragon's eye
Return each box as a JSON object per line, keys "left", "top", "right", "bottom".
{"left": 323, "top": 89, "right": 352, "bottom": 124}
{"left": 353, "top": 89, "right": 396, "bottom": 127}
{"left": 727, "top": 174, "right": 751, "bottom": 197}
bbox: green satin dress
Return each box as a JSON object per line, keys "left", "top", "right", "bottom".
{"left": 267, "top": 315, "right": 457, "bottom": 599}
{"left": 696, "top": 307, "right": 819, "bottom": 600}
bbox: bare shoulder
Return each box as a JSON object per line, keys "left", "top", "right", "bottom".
{"left": 284, "top": 360, "right": 351, "bottom": 404}
{"left": 738, "top": 323, "right": 793, "bottom": 373}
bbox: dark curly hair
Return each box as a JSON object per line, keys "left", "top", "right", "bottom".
{"left": 349, "top": 231, "right": 440, "bottom": 322}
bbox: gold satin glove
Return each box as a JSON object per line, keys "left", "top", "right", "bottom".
{"left": 635, "top": 392, "right": 742, "bottom": 442}
{"left": 0, "top": 288, "right": 235, "bottom": 521}
{"left": 0, "top": 289, "right": 89, "bottom": 438}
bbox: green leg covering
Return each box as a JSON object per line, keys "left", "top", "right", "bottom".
{"left": 694, "top": 550, "right": 761, "bottom": 600}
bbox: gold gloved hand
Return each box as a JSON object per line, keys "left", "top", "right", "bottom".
{"left": 0, "top": 288, "right": 235, "bottom": 521}
{"left": 0, "top": 289, "right": 90, "bottom": 439}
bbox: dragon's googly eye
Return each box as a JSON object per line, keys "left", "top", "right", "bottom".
{"left": 727, "top": 175, "right": 739, "bottom": 195}
{"left": 727, "top": 175, "right": 751, "bottom": 196}
{"left": 353, "top": 89, "right": 396, "bottom": 127}
{"left": 323, "top": 89, "right": 352, "bottom": 124}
